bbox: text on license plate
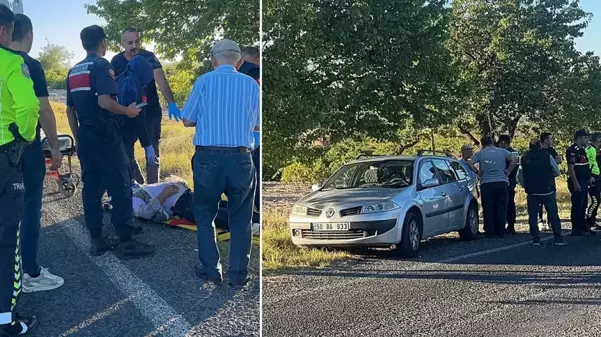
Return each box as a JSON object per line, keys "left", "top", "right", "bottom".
{"left": 313, "top": 223, "right": 351, "bottom": 231}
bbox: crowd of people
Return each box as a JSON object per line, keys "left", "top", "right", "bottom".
{"left": 459, "top": 129, "right": 601, "bottom": 247}
{"left": 0, "top": 4, "right": 260, "bottom": 336}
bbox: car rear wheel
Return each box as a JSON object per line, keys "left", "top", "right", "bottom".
{"left": 396, "top": 212, "right": 421, "bottom": 258}
{"left": 459, "top": 203, "right": 479, "bottom": 241}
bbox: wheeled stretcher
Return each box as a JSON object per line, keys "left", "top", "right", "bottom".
{"left": 41, "top": 132, "right": 80, "bottom": 197}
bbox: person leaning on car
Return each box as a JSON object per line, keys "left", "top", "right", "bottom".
{"left": 467, "top": 135, "right": 518, "bottom": 238}
{"left": 518, "top": 139, "right": 567, "bottom": 246}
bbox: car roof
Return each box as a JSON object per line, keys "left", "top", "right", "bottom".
{"left": 349, "top": 155, "right": 457, "bottom": 165}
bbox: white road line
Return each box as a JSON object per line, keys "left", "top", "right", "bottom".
{"left": 62, "top": 220, "right": 193, "bottom": 337}
{"left": 59, "top": 297, "right": 133, "bottom": 336}
{"left": 266, "top": 235, "right": 556, "bottom": 305}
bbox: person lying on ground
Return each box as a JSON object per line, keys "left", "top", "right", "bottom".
{"left": 131, "top": 176, "right": 260, "bottom": 235}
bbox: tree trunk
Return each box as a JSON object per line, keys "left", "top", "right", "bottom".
{"left": 397, "top": 140, "right": 419, "bottom": 155}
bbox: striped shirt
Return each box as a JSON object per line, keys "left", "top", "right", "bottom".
{"left": 181, "top": 65, "right": 260, "bottom": 148}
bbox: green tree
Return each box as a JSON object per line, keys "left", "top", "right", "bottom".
{"left": 263, "top": 0, "right": 459, "bottom": 170}
{"left": 37, "top": 40, "right": 74, "bottom": 90}
{"left": 449, "top": 0, "right": 591, "bottom": 138}
{"left": 86, "top": 0, "right": 259, "bottom": 74}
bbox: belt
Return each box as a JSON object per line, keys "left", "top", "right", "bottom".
{"left": 195, "top": 146, "right": 250, "bottom": 153}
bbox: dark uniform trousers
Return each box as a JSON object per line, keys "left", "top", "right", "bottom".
{"left": 506, "top": 180, "right": 517, "bottom": 231}
{"left": 0, "top": 151, "right": 24, "bottom": 325}
{"left": 77, "top": 120, "right": 136, "bottom": 242}
{"left": 145, "top": 114, "right": 161, "bottom": 184}
{"left": 569, "top": 179, "right": 589, "bottom": 234}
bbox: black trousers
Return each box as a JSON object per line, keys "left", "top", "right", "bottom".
{"left": 481, "top": 182, "right": 508, "bottom": 237}
{"left": 0, "top": 152, "right": 24, "bottom": 327}
{"left": 587, "top": 176, "right": 601, "bottom": 226}
{"left": 123, "top": 140, "right": 145, "bottom": 185}
{"left": 568, "top": 179, "right": 589, "bottom": 234}
{"left": 77, "top": 122, "right": 136, "bottom": 242}
{"left": 506, "top": 181, "right": 517, "bottom": 231}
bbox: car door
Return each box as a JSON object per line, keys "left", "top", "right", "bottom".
{"left": 416, "top": 160, "right": 448, "bottom": 236}
{"left": 431, "top": 159, "right": 464, "bottom": 230}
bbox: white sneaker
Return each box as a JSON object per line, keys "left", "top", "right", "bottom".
{"left": 22, "top": 267, "right": 65, "bottom": 293}
{"left": 252, "top": 223, "right": 261, "bottom": 236}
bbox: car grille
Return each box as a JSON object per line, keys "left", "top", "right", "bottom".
{"left": 340, "top": 206, "right": 362, "bottom": 217}
{"left": 307, "top": 208, "right": 322, "bottom": 216}
{"left": 301, "top": 229, "right": 367, "bottom": 240}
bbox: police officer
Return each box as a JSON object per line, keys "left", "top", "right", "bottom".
{"left": 65, "top": 25, "right": 155, "bottom": 258}
{"left": 0, "top": 4, "right": 39, "bottom": 335}
{"left": 566, "top": 129, "right": 595, "bottom": 236}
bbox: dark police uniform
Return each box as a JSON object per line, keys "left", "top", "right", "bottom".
{"left": 111, "top": 50, "right": 162, "bottom": 184}
{"left": 238, "top": 61, "right": 261, "bottom": 212}
{"left": 505, "top": 147, "right": 519, "bottom": 233}
{"left": 0, "top": 45, "right": 39, "bottom": 334}
{"left": 566, "top": 143, "right": 591, "bottom": 235}
{"left": 66, "top": 53, "right": 136, "bottom": 244}
{"left": 15, "top": 51, "right": 50, "bottom": 278}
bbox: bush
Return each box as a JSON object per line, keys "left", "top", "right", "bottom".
{"left": 281, "top": 159, "right": 330, "bottom": 184}
{"left": 46, "top": 68, "right": 68, "bottom": 90}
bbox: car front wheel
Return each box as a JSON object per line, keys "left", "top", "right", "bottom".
{"left": 459, "top": 203, "right": 479, "bottom": 241}
{"left": 396, "top": 212, "right": 422, "bottom": 258}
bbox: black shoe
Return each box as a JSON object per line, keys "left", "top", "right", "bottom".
{"left": 90, "top": 237, "right": 116, "bottom": 256}
{"left": 506, "top": 227, "right": 517, "bottom": 235}
{"left": 229, "top": 275, "right": 253, "bottom": 289}
{"left": 0, "top": 314, "right": 37, "bottom": 336}
{"left": 532, "top": 238, "right": 541, "bottom": 246}
{"left": 554, "top": 237, "right": 568, "bottom": 246}
{"left": 115, "top": 238, "right": 155, "bottom": 260}
{"left": 194, "top": 265, "right": 222, "bottom": 284}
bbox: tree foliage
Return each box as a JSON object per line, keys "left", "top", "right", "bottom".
{"left": 449, "top": 0, "right": 594, "bottom": 138}
{"left": 37, "top": 40, "right": 74, "bottom": 90}
{"left": 263, "top": 0, "right": 459, "bottom": 170}
{"left": 86, "top": 0, "right": 259, "bottom": 74}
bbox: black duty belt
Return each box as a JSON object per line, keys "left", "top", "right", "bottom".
{"left": 195, "top": 146, "right": 250, "bottom": 153}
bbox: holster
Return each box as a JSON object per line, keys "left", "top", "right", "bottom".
{"left": 0, "top": 123, "right": 27, "bottom": 167}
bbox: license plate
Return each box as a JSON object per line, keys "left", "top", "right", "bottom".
{"left": 313, "top": 223, "right": 350, "bottom": 231}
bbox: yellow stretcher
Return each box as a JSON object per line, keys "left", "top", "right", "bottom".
{"left": 164, "top": 218, "right": 260, "bottom": 246}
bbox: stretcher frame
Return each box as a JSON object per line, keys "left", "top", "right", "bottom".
{"left": 41, "top": 134, "right": 80, "bottom": 197}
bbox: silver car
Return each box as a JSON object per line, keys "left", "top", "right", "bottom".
{"left": 289, "top": 154, "right": 480, "bottom": 257}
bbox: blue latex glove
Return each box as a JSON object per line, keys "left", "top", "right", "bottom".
{"left": 168, "top": 102, "right": 181, "bottom": 121}
{"left": 145, "top": 146, "right": 157, "bottom": 164}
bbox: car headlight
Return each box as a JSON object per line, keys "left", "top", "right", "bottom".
{"left": 361, "top": 201, "right": 399, "bottom": 214}
{"left": 291, "top": 205, "right": 308, "bottom": 216}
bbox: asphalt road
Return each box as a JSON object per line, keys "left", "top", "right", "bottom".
{"left": 263, "top": 225, "right": 601, "bottom": 337}
{"left": 17, "top": 173, "right": 260, "bottom": 337}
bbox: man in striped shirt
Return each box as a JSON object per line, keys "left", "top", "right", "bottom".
{"left": 181, "top": 39, "right": 260, "bottom": 289}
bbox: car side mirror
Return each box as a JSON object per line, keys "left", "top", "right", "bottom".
{"left": 420, "top": 178, "right": 439, "bottom": 189}
{"left": 311, "top": 183, "right": 323, "bottom": 192}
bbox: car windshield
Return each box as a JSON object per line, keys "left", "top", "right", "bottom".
{"left": 322, "top": 160, "right": 414, "bottom": 189}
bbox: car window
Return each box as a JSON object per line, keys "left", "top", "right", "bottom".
{"left": 323, "top": 160, "right": 414, "bottom": 189}
{"left": 418, "top": 160, "right": 438, "bottom": 186}
{"left": 449, "top": 160, "right": 468, "bottom": 180}
{"left": 432, "top": 159, "right": 458, "bottom": 184}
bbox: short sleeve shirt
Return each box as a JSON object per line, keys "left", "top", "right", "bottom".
{"left": 66, "top": 54, "right": 118, "bottom": 125}
{"left": 16, "top": 51, "right": 48, "bottom": 142}
{"left": 566, "top": 143, "right": 590, "bottom": 181}
{"left": 471, "top": 146, "right": 513, "bottom": 184}
{"left": 111, "top": 50, "right": 162, "bottom": 115}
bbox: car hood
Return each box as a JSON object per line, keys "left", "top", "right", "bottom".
{"left": 297, "top": 188, "right": 406, "bottom": 209}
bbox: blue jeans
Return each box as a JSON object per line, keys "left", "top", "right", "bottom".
{"left": 21, "top": 140, "right": 45, "bottom": 276}
{"left": 527, "top": 192, "right": 562, "bottom": 240}
{"left": 192, "top": 147, "right": 256, "bottom": 284}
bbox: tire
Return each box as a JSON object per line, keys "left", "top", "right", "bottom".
{"left": 396, "top": 212, "right": 422, "bottom": 258}
{"left": 459, "top": 202, "right": 479, "bottom": 241}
